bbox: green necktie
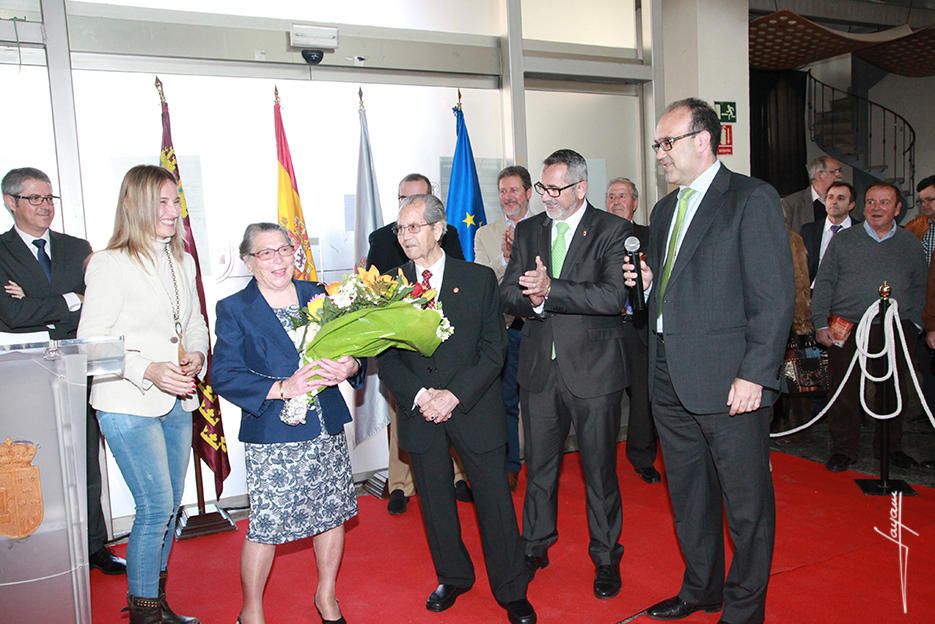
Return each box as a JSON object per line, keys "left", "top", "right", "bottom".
{"left": 656, "top": 187, "right": 696, "bottom": 318}
{"left": 551, "top": 222, "right": 570, "bottom": 276}
{"left": 551, "top": 221, "right": 570, "bottom": 359}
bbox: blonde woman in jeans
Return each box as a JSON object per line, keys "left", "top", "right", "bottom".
{"left": 78, "top": 165, "right": 207, "bottom": 624}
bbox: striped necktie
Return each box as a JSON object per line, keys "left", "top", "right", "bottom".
{"left": 33, "top": 239, "right": 52, "bottom": 283}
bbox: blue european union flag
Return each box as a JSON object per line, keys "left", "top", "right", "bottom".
{"left": 445, "top": 106, "right": 486, "bottom": 262}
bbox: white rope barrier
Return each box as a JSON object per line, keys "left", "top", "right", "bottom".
{"left": 771, "top": 297, "right": 935, "bottom": 438}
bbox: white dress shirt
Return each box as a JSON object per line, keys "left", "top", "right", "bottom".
{"left": 819, "top": 215, "right": 852, "bottom": 263}
{"left": 412, "top": 251, "right": 447, "bottom": 408}
{"left": 656, "top": 160, "right": 722, "bottom": 332}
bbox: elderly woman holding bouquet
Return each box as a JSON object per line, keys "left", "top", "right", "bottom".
{"left": 212, "top": 222, "right": 363, "bottom": 624}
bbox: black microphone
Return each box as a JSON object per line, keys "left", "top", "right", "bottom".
{"left": 624, "top": 236, "right": 645, "bottom": 313}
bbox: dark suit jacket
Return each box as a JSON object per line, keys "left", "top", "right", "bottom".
{"left": 211, "top": 279, "right": 364, "bottom": 444}
{"left": 799, "top": 220, "right": 822, "bottom": 282}
{"left": 366, "top": 222, "right": 464, "bottom": 273}
{"left": 0, "top": 227, "right": 92, "bottom": 339}
{"left": 647, "top": 165, "right": 794, "bottom": 414}
{"left": 378, "top": 257, "right": 507, "bottom": 455}
{"left": 501, "top": 203, "right": 631, "bottom": 398}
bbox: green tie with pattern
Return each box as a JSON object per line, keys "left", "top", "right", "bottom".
{"left": 551, "top": 221, "right": 570, "bottom": 276}
{"left": 656, "top": 187, "right": 696, "bottom": 319}
{"left": 551, "top": 222, "right": 570, "bottom": 359}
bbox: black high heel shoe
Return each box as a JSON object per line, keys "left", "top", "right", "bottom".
{"left": 315, "top": 601, "right": 346, "bottom": 624}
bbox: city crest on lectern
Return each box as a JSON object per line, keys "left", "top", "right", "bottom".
{"left": 0, "top": 438, "right": 44, "bottom": 539}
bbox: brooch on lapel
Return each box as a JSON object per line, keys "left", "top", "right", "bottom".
{"left": 452, "top": 287, "right": 460, "bottom": 294}
{"left": 582, "top": 230, "right": 588, "bottom": 237}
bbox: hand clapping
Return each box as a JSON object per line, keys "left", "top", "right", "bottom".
{"left": 517, "top": 255, "right": 551, "bottom": 306}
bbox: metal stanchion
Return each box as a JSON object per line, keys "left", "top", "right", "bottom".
{"left": 855, "top": 283, "right": 916, "bottom": 496}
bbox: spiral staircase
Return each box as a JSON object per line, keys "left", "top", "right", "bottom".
{"left": 807, "top": 73, "right": 916, "bottom": 213}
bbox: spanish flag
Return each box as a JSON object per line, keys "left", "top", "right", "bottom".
{"left": 157, "top": 78, "right": 231, "bottom": 496}
{"left": 274, "top": 92, "right": 317, "bottom": 281}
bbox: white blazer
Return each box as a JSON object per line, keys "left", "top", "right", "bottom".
{"left": 78, "top": 247, "right": 208, "bottom": 417}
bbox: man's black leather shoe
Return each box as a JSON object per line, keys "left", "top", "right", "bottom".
{"left": 635, "top": 466, "right": 662, "bottom": 484}
{"left": 593, "top": 564, "right": 621, "bottom": 598}
{"left": 825, "top": 453, "right": 856, "bottom": 472}
{"left": 502, "top": 598, "right": 536, "bottom": 624}
{"left": 425, "top": 584, "right": 471, "bottom": 612}
{"left": 524, "top": 553, "right": 549, "bottom": 580}
{"left": 89, "top": 547, "right": 127, "bottom": 575}
{"left": 646, "top": 596, "right": 721, "bottom": 620}
{"left": 387, "top": 489, "right": 408, "bottom": 515}
{"left": 454, "top": 480, "right": 474, "bottom": 503}
{"left": 921, "top": 458, "right": 935, "bottom": 470}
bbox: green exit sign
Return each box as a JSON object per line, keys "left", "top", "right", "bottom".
{"left": 715, "top": 101, "right": 736, "bottom": 123}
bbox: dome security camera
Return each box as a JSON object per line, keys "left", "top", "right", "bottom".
{"left": 301, "top": 49, "right": 325, "bottom": 65}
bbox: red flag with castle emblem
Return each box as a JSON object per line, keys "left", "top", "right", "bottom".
{"left": 274, "top": 91, "right": 318, "bottom": 280}
{"left": 158, "top": 81, "right": 231, "bottom": 496}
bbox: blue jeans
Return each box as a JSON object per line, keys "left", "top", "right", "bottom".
{"left": 503, "top": 327, "right": 522, "bottom": 473}
{"left": 97, "top": 400, "right": 192, "bottom": 597}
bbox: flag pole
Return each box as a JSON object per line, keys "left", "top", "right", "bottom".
{"left": 159, "top": 74, "right": 209, "bottom": 522}
{"left": 154, "top": 76, "right": 236, "bottom": 539}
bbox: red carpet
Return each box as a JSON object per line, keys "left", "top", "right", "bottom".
{"left": 92, "top": 449, "right": 935, "bottom": 623}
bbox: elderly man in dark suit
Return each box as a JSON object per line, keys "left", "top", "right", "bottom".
{"left": 0, "top": 167, "right": 126, "bottom": 575}
{"left": 606, "top": 177, "right": 660, "bottom": 484}
{"left": 781, "top": 154, "right": 844, "bottom": 233}
{"left": 502, "top": 149, "right": 631, "bottom": 600}
{"left": 626, "top": 99, "right": 793, "bottom": 624}
{"left": 378, "top": 194, "right": 535, "bottom": 624}
{"left": 367, "top": 172, "right": 471, "bottom": 515}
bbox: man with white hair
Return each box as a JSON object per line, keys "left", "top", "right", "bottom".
{"left": 781, "top": 154, "right": 844, "bottom": 233}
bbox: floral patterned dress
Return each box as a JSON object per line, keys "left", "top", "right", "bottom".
{"left": 242, "top": 304, "right": 358, "bottom": 544}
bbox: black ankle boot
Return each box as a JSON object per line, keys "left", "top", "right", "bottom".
{"left": 125, "top": 595, "right": 162, "bottom": 624}
{"left": 159, "top": 571, "right": 201, "bottom": 623}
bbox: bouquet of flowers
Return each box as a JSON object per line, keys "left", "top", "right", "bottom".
{"left": 280, "top": 265, "right": 454, "bottom": 425}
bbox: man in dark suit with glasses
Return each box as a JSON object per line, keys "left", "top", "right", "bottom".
{"left": 626, "top": 99, "right": 792, "bottom": 624}
{"left": 1, "top": 167, "right": 126, "bottom": 575}
{"left": 502, "top": 149, "right": 631, "bottom": 600}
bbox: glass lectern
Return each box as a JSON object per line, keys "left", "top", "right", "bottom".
{"left": 0, "top": 337, "right": 123, "bottom": 624}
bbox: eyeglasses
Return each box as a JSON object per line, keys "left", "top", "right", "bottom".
{"left": 249, "top": 245, "right": 294, "bottom": 261}
{"left": 392, "top": 222, "right": 436, "bottom": 236}
{"left": 651, "top": 130, "right": 702, "bottom": 153}
{"left": 820, "top": 168, "right": 843, "bottom": 175}
{"left": 534, "top": 181, "right": 580, "bottom": 198}
{"left": 919, "top": 196, "right": 935, "bottom": 206}
{"left": 12, "top": 194, "right": 60, "bottom": 206}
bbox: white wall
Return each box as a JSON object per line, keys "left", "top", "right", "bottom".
{"left": 0, "top": 65, "right": 59, "bottom": 234}
{"left": 870, "top": 72, "right": 935, "bottom": 206}
{"left": 662, "top": 0, "right": 751, "bottom": 175}
{"left": 522, "top": 0, "right": 637, "bottom": 48}
{"left": 525, "top": 90, "right": 644, "bottom": 219}
{"left": 75, "top": 0, "right": 502, "bottom": 35}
